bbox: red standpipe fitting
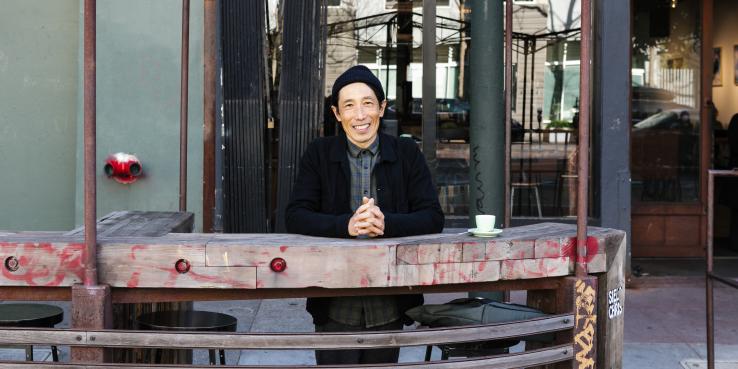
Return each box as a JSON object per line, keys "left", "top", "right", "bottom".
{"left": 104, "top": 153, "right": 143, "bottom": 184}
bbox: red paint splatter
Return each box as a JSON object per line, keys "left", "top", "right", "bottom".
{"left": 279, "top": 246, "right": 288, "bottom": 252}
{"left": 127, "top": 271, "right": 141, "bottom": 288}
{"left": 575, "top": 236, "right": 600, "bottom": 263}
{"left": 477, "top": 262, "right": 486, "bottom": 272}
{"left": 129, "top": 245, "right": 147, "bottom": 260}
{"left": 360, "top": 277, "right": 369, "bottom": 287}
{"left": 1, "top": 242, "right": 85, "bottom": 287}
{"left": 560, "top": 237, "right": 576, "bottom": 257}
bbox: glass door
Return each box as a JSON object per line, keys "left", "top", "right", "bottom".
{"left": 630, "top": 0, "right": 711, "bottom": 257}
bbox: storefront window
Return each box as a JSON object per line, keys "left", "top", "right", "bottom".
{"left": 323, "top": 0, "right": 587, "bottom": 225}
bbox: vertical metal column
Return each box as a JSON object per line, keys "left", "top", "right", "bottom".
{"left": 707, "top": 171, "right": 715, "bottom": 369}
{"left": 422, "top": 0, "right": 437, "bottom": 179}
{"left": 179, "top": 0, "right": 190, "bottom": 212}
{"left": 396, "top": 0, "right": 412, "bottom": 121}
{"left": 83, "top": 0, "right": 98, "bottom": 287}
{"left": 594, "top": 0, "right": 631, "bottom": 275}
{"left": 203, "top": 0, "right": 217, "bottom": 232}
{"left": 469, "top": 0, "right": 505, "bottom": 225}
{"left": 576, "top": 0, "right": 592, "bottom": 276}
{"left": 504, "top": 0, "right": 512, "bottom": 227}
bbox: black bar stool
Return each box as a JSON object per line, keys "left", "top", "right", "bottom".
{"left": 0, "top": 303, "right": 63, "bottom": 361}
{"left": 136, "top": 310, "right": 237, "bottom": 365}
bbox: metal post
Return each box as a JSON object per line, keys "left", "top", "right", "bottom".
{"left": 179, "top": 0, "right": 190, "bottom": 212}
{"left": 422, "top": 0, "right": 436, "bottom": 179}
{"left": 504, "top": 0, "right": 512, "bottom": 228}
{"left": 576, "top": 0, "right": 591, "bottom": 277}
{"left": 83, "top": 0, "right": 98, "bottom": 287}
{"left": 706, "top": 171, "right": 715, "bottom": 369}
{"left": 469, "top": 0, "right": 505, "bottom": 225}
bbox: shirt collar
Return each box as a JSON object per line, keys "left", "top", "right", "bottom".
{"left": 346, "top": 136, "right": 379, "bottom": 158}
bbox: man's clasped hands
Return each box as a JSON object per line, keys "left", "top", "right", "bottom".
{"left": 348, "top": 197, "right": 385, "bottom": 237}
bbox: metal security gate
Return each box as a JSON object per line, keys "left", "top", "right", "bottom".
{"left": 220, "top": 0, "right": 269, "bottom": 233}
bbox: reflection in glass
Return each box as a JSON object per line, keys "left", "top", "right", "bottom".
{"left": 631, "top": 0, "right": 701, "bottom": 203}
{"left": 323, "top": 1, "right": 586, "bottom": 224}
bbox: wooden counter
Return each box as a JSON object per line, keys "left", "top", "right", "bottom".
{"left": 0, "top": 221, "right": 626, "bottom": 368}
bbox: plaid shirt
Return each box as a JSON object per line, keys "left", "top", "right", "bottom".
{"left": 327, "top": 138, "right": 400, "bottom": 328}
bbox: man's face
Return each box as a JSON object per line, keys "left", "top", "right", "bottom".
{"left": 332, "top": 82, "right": 386, "bottom": 149}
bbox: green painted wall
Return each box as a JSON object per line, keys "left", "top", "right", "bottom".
{"left": 0, "top": 0, "right": 204, "bottom": 231}
{"left": 74, "top": 0, "right": 204, "bottom": 231}
{"left": 0, "top": 0, "right": 80, "bottom": 231}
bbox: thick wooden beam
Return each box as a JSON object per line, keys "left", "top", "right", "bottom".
{"left": 0, "top": 223, "right": 625, "bottom": 290}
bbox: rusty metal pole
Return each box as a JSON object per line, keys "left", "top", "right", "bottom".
{"left": 179, "top": 0, "right": 190, "bottom": 212}
{"left": 706, "top": 171, "right": 715, "bottom": 369}
{"left": 83, "top": 0, "right": 98, "bottom": 287}
{"left": 575, "top": 0, "right": 591, "bottom": 277}
{"left": 504, "top": 0, "right": 512, "bottom": 228}
{"left": 74, "top": 1, "right": 112, "bottom": 362}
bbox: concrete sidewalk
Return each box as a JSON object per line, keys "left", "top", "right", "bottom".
{"left": 2, "top": 283, "right": 738, "bottom": 367}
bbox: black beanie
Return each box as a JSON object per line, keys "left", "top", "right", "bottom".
{"left": 331, "top": 65, "right": 386, "bottom": 107}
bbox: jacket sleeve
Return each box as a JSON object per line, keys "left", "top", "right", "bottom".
{"left": 285, "top": 141, "right": 352, "bottom": 238}
{"left": 383, "top": 140, "right": 445, "bottom": 237}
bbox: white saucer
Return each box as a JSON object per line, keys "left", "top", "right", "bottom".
{"left": 468, "top": 228, "right": 503, "bottom": 237}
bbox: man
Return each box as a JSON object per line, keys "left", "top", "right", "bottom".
{"left": 285, "top": 65, "right": 444, "bottom": 364}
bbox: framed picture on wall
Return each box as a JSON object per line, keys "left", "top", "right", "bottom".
{"left": 734, "top": 45, "right": 738, "bottom": 85}
{"left": 713, "top": 47, "right": 722, "bottom": 87}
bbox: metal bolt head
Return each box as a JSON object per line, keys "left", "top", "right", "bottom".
{"left": 270, "top": 258, "right": 287, "bottom": 273}
{"left": 175, "top": 259, "right": 191, "bottom": 274}
{"left": 90, "top": 336, "right": 96, "bottom": 341}
{"left": 4, "top": 256, "right": 19, "bottom": 272}
{"left": 76, "top": 336, "right": 83, "bottom": 342}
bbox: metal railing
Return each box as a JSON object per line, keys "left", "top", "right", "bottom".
{"left": 706, "top": 169, "right": 738, "bottom": 369}
{"left": 0, "top": 315, "right": 574, "bottom": 368}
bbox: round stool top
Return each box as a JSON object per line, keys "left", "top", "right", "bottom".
{"left": 0, "top": 304, "right": 64, "bottom": 328}
{"left": 136, "top": 310, "right": 237, "bottom": 332}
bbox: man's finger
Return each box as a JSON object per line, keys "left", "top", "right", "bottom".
{"left": 368, "top": 206, "right": 384, "bottom": 220}
{"left": 354, "top": 201, "right": 373, "bottom": 215}
{"left": 353, "top": 211, "right": 374, "bottom": 222}
{"left": 355, "top": 221, "right": 383, "bottom": 234}
{"left": 364, "top": 217, "right": 384, "bottom": 230}
{"left": 357, "top": 224, "right": 384, "bottom": 236}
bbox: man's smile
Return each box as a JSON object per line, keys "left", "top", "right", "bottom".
{"left": 353, "top": 123, "right": 371, "bottom": 133}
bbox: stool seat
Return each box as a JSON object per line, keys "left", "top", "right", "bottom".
{"left": 0, "top": 304, "right": 63, "bottom": 327}
{"left": 135, "top": 310, "right": 237, "bottom": 365}
{"left": 0, "top": 303, "right": 63, "bottom": 362}
{"left": 136, "top": 310, "right": 237, "bottom": 332}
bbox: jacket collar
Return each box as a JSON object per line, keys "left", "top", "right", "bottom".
{"left": 329, "top": 131, "right": 397, "bottom": 163}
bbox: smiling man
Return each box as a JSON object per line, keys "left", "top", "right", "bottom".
{"left": 285, "top": 65, "right": 444, "bottom": 364}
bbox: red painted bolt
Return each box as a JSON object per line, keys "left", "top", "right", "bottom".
{"left": 270, "top": 257, "right": 287, "bottom": 273}
{"left": 4, "top": 256, "right": 19, "bottom": 272}
{"left": 175, "top": 259, "right": 191, "bottom": 274}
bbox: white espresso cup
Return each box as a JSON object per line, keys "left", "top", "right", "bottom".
{"left": 475, "top": 214, "right": 496, "bottom": 232}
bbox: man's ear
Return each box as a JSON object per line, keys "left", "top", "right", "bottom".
{"left": 379, "top": 100, "right": 387, "bottom": 117}
{"left": 331, "top": 105, "right": 341, "bottom": 122}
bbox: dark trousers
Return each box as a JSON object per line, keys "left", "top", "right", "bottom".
{"left": 315, "top": 318, "right": 404, "bottom": 364}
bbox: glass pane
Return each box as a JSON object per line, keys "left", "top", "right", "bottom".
{"left": 509, "top": 4, "right": 583, "bottom": 218}
{"left": 631, "top": 0, "right": 701, "bottom": 203}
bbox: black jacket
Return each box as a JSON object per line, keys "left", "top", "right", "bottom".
{"left": 285, "top": 132, "right": 444, "bottom": 325}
